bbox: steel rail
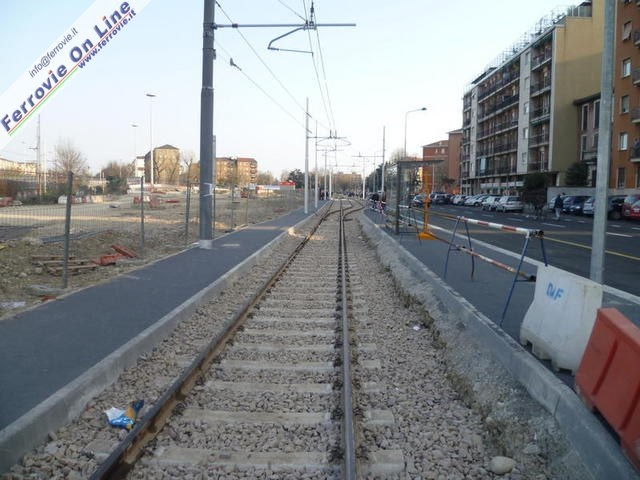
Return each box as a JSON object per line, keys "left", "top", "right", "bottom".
{"left": 339, "top": 200, "right": 357, "bottom": 479}
{"left": 90, "top": 201, "right": 336, "bottom": 480}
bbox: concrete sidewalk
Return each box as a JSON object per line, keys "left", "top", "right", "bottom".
{"left": 0, "top": 208, "right": 313, "bottom": 433}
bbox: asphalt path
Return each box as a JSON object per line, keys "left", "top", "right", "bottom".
{"left": 423, "top": 204, "right": 640, "bottom": 298}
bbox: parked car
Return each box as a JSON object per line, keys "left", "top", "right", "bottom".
{"left": 463, "top": 195, "right": 480, "bottom": 206}
{"left": 465, "top": 194, "right": 488, "bottom": 206}
{"left": 548, "top": 194, "right": 566, "bottom": 211}
{"left": 481, "top": 195, "right": 501, "bottom": 210}
{"left": 561, "top": 195, "right": 589, "bottom": 214}
{"left": 622, "top": 193, "right": 640, "bottom": 219}
{"left": 628, "top": 199, "right": 640, "bottom": 221}
{"left": 495, "top": 195, "right": 524, "bottom": 212}
{"left": 582, "top": 195, "right": 625, "bottom": 220}
{"left": 451, "top": 194, "right": 466, "bottom": 205}
{"left": 429, "top": 192, "right": 448, "bottom": 204}
{"left": 569, "top": 197, "right": 589, "bottom": 215}
{"left": 412, "top": 193, "right": 427, "bottom": 208}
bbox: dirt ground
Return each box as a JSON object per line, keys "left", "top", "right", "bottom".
{"left": 0, "top": 198, "right": 297, "bottom": 319}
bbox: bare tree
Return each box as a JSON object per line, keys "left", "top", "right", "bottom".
{"left": 53, "top": 139, "right": 88, "bottom": 175}
{"left": 181, "top": 150, "right": 199, "bottom": 184}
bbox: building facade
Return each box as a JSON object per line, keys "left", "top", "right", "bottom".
{"left": 612, "top": 0, "right": 640, "bottom": 189}
{"left": 421, "top": 139, "right": 449, "bottom": 192}
{"left": 144, "top": 144, "right": 181, "bottom": 185}
{"left": 215, "top": 157, "right": 258, "bottom": 187}
{"left": 461, "top": 1, "right": 603, "bottom": 195}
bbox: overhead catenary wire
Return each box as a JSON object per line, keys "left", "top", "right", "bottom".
{"left": 215, "top": 41, "right": 309, "bottom": 131}
{"left": 276, "top": 0, "right": 306, "bottom": 21}
{"left": 216, "top": 1, "right": 330, "bottom": 133}
{"left": 311, "top": 3, "right": 337, "bottom": 132}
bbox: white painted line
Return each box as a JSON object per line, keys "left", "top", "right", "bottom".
{"left": 428, "top": 222, "right": 640, "bottom": 306}
{"left": 541, "top": 222, "right": 567, "bottom": 228}
{"left": 577, "top": 220, "right": 586, "bottom": 224}
{"left": 508, "top": 218, "right": 524, "bottom": 222}
{"left": 633, "top": 227, "right": 640, "bottom": 231}
{"left": 607, "top": 232, "right": 632, "bottom": 238}
{"left": 481, "top": 214, "right": 492, "bottom": 218}
{"left": 610, "top": 224, "right": 621, "bottom": 228}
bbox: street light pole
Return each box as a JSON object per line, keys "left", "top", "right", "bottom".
{"left": 131, "top": 123, "right": 139, "bottom": 167}
{"left": 397, "top": 107, "right": 426, "bottom": 234}
{"left": 145, "top": 93, "right": 157, "bottom": 186}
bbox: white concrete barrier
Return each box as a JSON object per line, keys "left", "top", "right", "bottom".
{"left": 520, "top": 265, "right": 602, "bottom": 373}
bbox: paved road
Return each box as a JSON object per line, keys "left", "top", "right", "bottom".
{"left": 423, "top": 204, "right": 640, "bottom": 298}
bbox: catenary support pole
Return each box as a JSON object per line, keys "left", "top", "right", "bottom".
{"left": 590, "top": 0, "right": 614, "bottom": 283}
{"left": 199, "top": 0, "right": 215, "bottom": 249}
{"left": 315, "top": 120, "right": 319, "bottom": 210}
{"left": 381, "top": 126, "right": 386, "bottom": 194}
{"left": 304, "top": 97, "right": 309, "bottom": 214}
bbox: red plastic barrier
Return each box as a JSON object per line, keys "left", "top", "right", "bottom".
{"left": 575, "top": 308, "right": 640, "bottom": 469}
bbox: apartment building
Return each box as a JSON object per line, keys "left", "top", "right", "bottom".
{"left": 461, "top": 1, "right": 603, "bottom": 195}
{"left": 612, "top": 0, "right": 640, "bottom": 189}
{"left": 421, "top": 129, "right": 462, "bottom": 193}
{"left": 144, "top": 144, "right": 181, "bottom": 185}
{"left": 215, "top": 157, "right": 258, "bottom": 187}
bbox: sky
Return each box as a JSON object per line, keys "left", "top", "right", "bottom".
{"left": 0, "top": 0, "right": 574, "bottom": 179}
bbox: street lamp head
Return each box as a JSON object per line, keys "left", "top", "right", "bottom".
{"left": 131, "top": 123, "right": 139, "bottom": 128}
{"left": 145, "top": 93, "right": 157, "bottom": 98}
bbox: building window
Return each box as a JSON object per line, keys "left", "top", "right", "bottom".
{"left": 617, "top": 167, "right": 626, "bottom": 188}
{"left": 581, "top": 134, "right": 588, "bottom": 154}
{"left": 594, "top": 100, "right": 600, "bottom": 128}
{"left": 523, "top": 127, "right": 529, "bottom": 139}
{"left": 623, "top": 21, "right": 633, "bottom": 41}
{"left": 522, "top": 152, "right": 528, "bottom": 164}
{"left": 622, "top": 95, "right": 630, "bottom": 114}
{"left": 636, "top": 165, "right": 640, "bottom": 188}
{"left": 581, "top": 105, "right": 589, "bottom": 131}
{"left": 593, "top": 133, "right": 599, "bottom": 148}
{"left": 524, "top": 101, "right": 529, "bottom": 114}
{"left": 524, "top": 77, "right": 530, "bottom": 90}
{"left": 623, "top": 58, "right": 632, "bottom": 77}
{"left": 620, "top": 132, "right": 629, "bottom": 150}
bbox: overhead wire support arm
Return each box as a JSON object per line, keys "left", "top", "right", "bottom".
{"left": 212, "top": 22, "right": 356, "bottom": 52}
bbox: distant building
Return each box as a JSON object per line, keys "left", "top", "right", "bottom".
{"left": 215, "top": 157, "right": 258, "bottom": 187}
{"left": 144, "top": 144, "right": 181, "bottom": 184}
{"left": 421, "top": 139, "right": 448, "bottom": 192}
{"left": 0, "top": 157, "right": 38, "bottom": 176}
{"left": 461, "top": 1, "right": 603, "bottom": 194}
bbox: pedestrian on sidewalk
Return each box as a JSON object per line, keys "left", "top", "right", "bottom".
{"left": 554, "top": 193, "right": 565, "bottom": 220}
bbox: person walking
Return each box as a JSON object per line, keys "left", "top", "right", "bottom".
{"left": 554, "top": 193, "right": 565, "bottom": 220}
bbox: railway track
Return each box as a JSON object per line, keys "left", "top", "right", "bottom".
{"left": 90, "top": 200, "right": 401, "bottom": 478}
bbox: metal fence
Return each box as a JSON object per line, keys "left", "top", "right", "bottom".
{"left": 0, "top": 189, "right": 304, "bottom": 244}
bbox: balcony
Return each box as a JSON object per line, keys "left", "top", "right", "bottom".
{"left": 581, "top": 149, "right": 597, "bottom": 164}
{"left": 531, "top": 52, "right": 552, "bottom": 70}
{"left": 494, "top": 141, "right": 518, "bottom": 154}
{"left": 527, "top": 160, "right": 548, "bottom": 172}
{"left": 632, "top": 106, "right": 640, "bottom": 123}
{"left": 530, "top": 107, "right": 551, "bottom": 123}
{"left": 529, "top": 132, "right": 550, "bottom": 147}
{"left": 530, "top": 76, "right": 552, "bottom": 96}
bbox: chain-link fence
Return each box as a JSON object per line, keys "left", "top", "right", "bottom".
{"left": 0, "top": 188, "right": 304, "bottom": 244}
